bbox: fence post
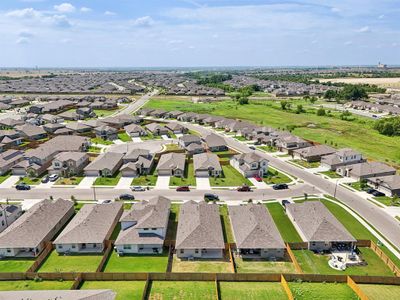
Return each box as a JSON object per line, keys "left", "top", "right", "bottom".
{"left": 227, "top": 244, "right": 236, "bottom": 273}
{"left": 347, "top": 276, "right": 369, "bottom": 300}
{"left": 27, "top": 242, "right": 53, "bottom": 273}
{"left": 280, "top": 274, "right": 294, "bottom": 300}
{"left": 215, "top": 273, "right": 220, "bottom": 300}
{"left": 70, "top": 273, "right": 83, "bottom": 290}
{"left": 286, "top": 243, "right": 303, "bottom": 274}
{"left": 141, "top": 273, "right": 151, "bottom": 300}
{"left": 369, "top": 240, "right": 400, "bottom": 277}
{"left": 96, "top": 240, "right": 113, "bottom": 273}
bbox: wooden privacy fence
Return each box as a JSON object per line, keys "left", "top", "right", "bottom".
{"left": 287, "top": 242, "right": 308, "bottom": 250}
{"left": 96, "top": 240, "right": 113, "bottom": 273}
{"left": 285, "top": 243, "right": 303, "bottom": 274}
{"left": 370, "top": 240, "right": 400, "bottom": 277}
{"left": 141, "top": 274, "right": 150, "bottom": 300}
{"left": 347, "top": 276, "right": 369, "bottom": 300}
{"left": 280, "top": 274, "right": 294, "bottom": 300}
{"left": 26, "top": 242, "right": 54, "bottom": 273}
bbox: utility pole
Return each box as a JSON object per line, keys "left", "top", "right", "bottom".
{"left": 334, "top": 178, "right": 339, "bottom": 198}
{"left": 92, "top": 186, "right": 97, "bottom": 202}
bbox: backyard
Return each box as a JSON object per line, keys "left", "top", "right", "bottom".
{"left": 117, "top": 132, "right": 132, "bottom": 142}
{"left": 81, "top": 280, "right": 145, "bottom": 300}
{"left": 234, "top": 257, "right": 296, "bottom": 273}
{"left": 209, "top": 165, "right": 252, "bottom": 187}
{"left": 94, "top": 173, "right": 122, "bottom": 186}
{"left": 359, "top": 284, "right": 400, "bottom": 300}
{"left": 38, "top": 251, "right": 103, "bottom": 273}
{"left": 289, "top": 282, "right": 358, "bottom": 300}
{"left": 103, "top": 251, "right": 168, "bottom": 273}
{"left": 220, "top": 205, "right": 234, "bottom": 243}
{"left": 149, "top": 281, "right": 216, "bottom": 300}
{"left": 90, "top": 137, "right": 114, "bottom": 145}
{"left": 93, "top": 108, "right": 119, "bottom": 118}
{"left": 0, "top": 258, "right": 34, "bottom": 272}
{"left": 219, "top": 282, "right": 288, "bottom": 300}
{"left": 166, "top": 203, "right": 180, "bottom": 240}
{"left": 171, "top": 255, "right": 233, "bottom": 273}
{"left": 0, "top": 280, "right": 73, "bottom": 291}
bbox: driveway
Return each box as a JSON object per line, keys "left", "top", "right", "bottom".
{"left": 115, "top": 177, "right": 132, "bottom": 189}
{"left": 132, "top": 137, "right": 142, "bottom": 143}
{"left": 37, "top": 180, "right": 56, "bottom": 189}
{"left": 113, "top": 140, "right": 125, "bottom": 145}
{"left": 196, "top": 177, "right": 210, "bottom": 190}
{"left": 155, "top": 176, "right": 170, "bottom": 190}
{"left": 108, "top": 140, "right": 169, "bottom": 154}
{"left": 76, "top": 176, "right": 97, "bottom": 189}
{"left": 249, "top": 177, "right": 268, "bottom": 189}
{"left": 161, "top": 135, "right": 170, "bottom": 140}
{"left": 0, "top": 175, "right": 20, "bottom": 188}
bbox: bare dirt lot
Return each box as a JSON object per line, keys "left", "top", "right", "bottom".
{"left": 319, "top": 77, "right": 400, "bottom": 88}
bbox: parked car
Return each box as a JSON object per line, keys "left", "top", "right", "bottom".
{"left": 176, "top": 186, "right": 190, "bottom": 192}
{"left": 372, "top": 190, "right": 385, "bottom": 197}
{"left": 253, "top": 175, "right": 262, "bottom": 182}
{"left": 366, "top": 188, "right": 376, "bottom": 194}
{"left": 41, "top": 175, "right": 49, "bottom": 183}
{"left": 273, "top": 183, "right": 288, "bottom": 190}
{"left": 249, "top": 146, "right": 256, "bottom": 150}
{"left": 204, "top": 193, "right": 219, "bottom": 201}
{"left": 100, "top": 199, "right": 112, "bottom": 204}
{"left": 49, "top": 174, "right": 59, "bottom": 182}
{"left": 281, "top": 199, "right": 291, "bottom": 208}
{"left": 119, "top": 194, "right": 135, "bottom": 200}
{"left": 16, "top": 183, "right": 31, "bottom": 190}
{"left": 237, "top": 185, "right": 251, "bottom": 192}
{"left": 130, "top": 186, "right": 145, "bottom": 192}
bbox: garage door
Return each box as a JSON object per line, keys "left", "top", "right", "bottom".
{"left": 195, "top": 170, "right": 209, "bottom": 177}
{"left": 84, "top": 170, "right": 100, "bottom": 177}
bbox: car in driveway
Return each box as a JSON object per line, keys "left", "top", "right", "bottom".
{"left": 41, "top": 175, "right": 49, "bottom": 183}
{"left": 16, "top": 183, "right": 31, "bottom": 190}
{"left": 119, "top": 194, "right": 135, "bottom": 200}
{"left": 204, "top": 193, "right": 219, "bottom": 201}
{"left": 176, "top": 186, "right": 190, "bottom": 192}
{"left": 366, "top": 188, "right": 376, "bottom": 194}
{"left": 253, "top": 175, "right": 262, "bottom": 182}
{"left": 130, "top": 186, "right": 146, "bottom": 192}
{"left": 49, "top": 174, "right": 59, "bottom": 182}
{"left": 273, "top": 183, "right": 288, "bottom": 190}
{"left": 249, "top": 146, "right": 256, "bottom": 150}
{"left": 372, "top": 190, "right": 385, "bottom": 197}
{"left": 237, "top": 185, "right": 251, "bottom": 192}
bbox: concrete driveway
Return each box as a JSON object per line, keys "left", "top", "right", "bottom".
{"left": 196, "top": 177, "right": 210, "bottom": 190}
{"left": 76, "top": 176, "right": 97, "bottom": 189}
{"left": 108, "top": 140, "right": 169, "bottom": 154}
{"left": 155, "top": 176, "right": 170, "bottom": 190}
{"left": 0, "top": 175, "right": 20, "bottom": 188}
{"left": 132, "top": 137, "right": 142, "bottom": 143}
{"left": 38, "top": 180, "right": 56, "bottom": 189}
{"left": 249, "top": 177, "right": 268, "bottom": 189}
{"left": 115, "top": 177, "right": 132, "bottom": 189}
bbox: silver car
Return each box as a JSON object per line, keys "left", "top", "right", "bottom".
{"left": 130, "top": 186, "right": 146, "bottom": 192}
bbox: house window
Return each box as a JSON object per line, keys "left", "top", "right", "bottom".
{"left": 151, "top": 228, "right": 157, "bottom": 230}
{"left": 123, "top": 245, "right": 131, "bottom": 250}
{"left": 92, "top": 244, "right": 96, "bottom": 248}
{"left": 6, "top": 249, "right": 11, "bottom": 253}
{"left": 58, "top": 245, "right": 63, "bottom": 249}
{"left": 72, "top": 245, "right": 76, "bottom": 249}
{"left": 195, "top": 249, "right": 199, "bottom": 254}
{"left": 180, "top": 249, "right": 184, "bottom": 254}
{"left": 143, "top": 228, "right": 149, "bottom": 231}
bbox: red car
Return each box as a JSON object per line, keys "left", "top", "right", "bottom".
{"left": 176, "top": 186, "right": 190, "bottom": 192}
{"left": 253, "top": 175, "right": 262, "bottom": 182}
{"left": 237, "top": 185, "right": 251, "bottom": 192}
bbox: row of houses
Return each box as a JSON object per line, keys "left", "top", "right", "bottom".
{"left": 345, "top": 100, "right": 400, "bottom": 116}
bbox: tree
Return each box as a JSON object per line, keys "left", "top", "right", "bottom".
{"left": 309, "top": 96, "right": 318, "bottom": 104}
{"left": 280, "top": 101, "right": 288, "bottom": 110}
{"left": 324, "top": 89, "right": 338, "bottom": 100}
{"left": 316, "top": 107, "right": 326, "bottom": 116}
{"left": 296, "top": 104, "right": 304, "bottom": 114}
{"left": 340, "top": 85, "right": 368, "bottom": 100}
{"left": 374, "top": 117, "right": 400, "bottom": 136}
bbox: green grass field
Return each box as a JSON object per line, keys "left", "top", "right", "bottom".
{"left": 17, "top": 176, "right": 43, "bottom": 185}
{"left": 0, "top": 173, "right": 11, "bottom": 184}
{"left": 94, "top": 173, "right": 122, "bottom": 186}
{"left": 88, "top": 146, "right": 102, "bottom": 153}
{"left": 263, "top": 169, "right": 292, "bottom": 184}
{"left": 209, "top": 165, "right": 252, "bottom": 187}
{"left": 172, "top": 255, "right": 232, "bottom": 273}
{"left": 117, "top": 132, "right": 132, "bottom": 142}
{"left": 90, "top": 137, "right": 114, "bottom": 145}
{"left": 220, "top": 205, "right": 234, "bottom": 243}
{"left": 289, "top": 282, "right": 358, "bottom": 300}
{"left": 55, "top": 176, "right": 84, "bottom": 185}
{"left": 0, "top": 280, "right": 73, "bottom": 291}
{"left": 320, "top": 170, "right": 343, "bottom": 178}
{"left": 291, "top": 159, "right": 321, "bottom": 168}
{"left": 149, "top": 281, "right": 216, "bottom": 300}
{"left": 81, "top": 280, "right": 145, "bottom": 300}
{"left": 265, "top": 202, "right": 302, "bottom": 242}
{"left": 219, "top": 282, "right": 288, "bottom": 300}
{"left": 235, "top": 257, "right": 296, "bottom": 273}
{"left": 169, "top": 161, "right": 196, "bottom": 186}
{"left": 0, "top": 258, "right": 34, "bottom": 272}
{"left": 131, "top": 164, "right": 158, "bottom": 186}
{"left": 93, "top": 109, "right": 119, "bottom": 118}
{"left": 359, "top": 284, "right": 400, "bottom": 300}
{"left": 38, "top": 251, "right": 102, "bottom": 273}
{"left": 104, "top": 251, "right": 168, "bottom": 272}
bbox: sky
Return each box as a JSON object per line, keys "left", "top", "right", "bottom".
{"left": 0, "top": 0, "right": 399, "bottom": 68}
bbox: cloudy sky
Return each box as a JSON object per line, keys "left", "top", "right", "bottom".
{"left": 0, "top": 0, "right": 399, "bottom": 68}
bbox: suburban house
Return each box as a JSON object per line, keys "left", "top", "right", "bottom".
{"left": 66, "top": 122, "right": 92, "bottom": 134}
{"left": 336, "top": 161, "right": 396, "bottom": 180}
{"left": 15, "top": 124, "right": 47, "bottom": 141}
{"left": 42, "top": 123, "right": 65, "bottom": 134}
{"left": 58, "top": 111, "right": 80, "bottom": 121}
{"left": 229, "top": 203, "right": 285, "bottom": 259}
{"left": 76, "top": 107, "right": 96, "bottom": 118}
{"left": 124, "top": 124, "right": 147, "bottom": 137}
{"left": 0, "top": 290, "right": 117, "bottom": 300}
{"left": 115, "top": 196, "right": 171, "bottom": 255}
{"left": 0, "top": 117, "right": 24, "bottom": 129}
{"left": 203, "top": 133, "right": 228, "bottom": 152}
{"left": 102, "top": 114, "right": 137, "bottom": 128}
{"left": 230, "top": 152, "right": 269, "bottom": 177}
{"left": 139, "top": 108, "right": 154, "bottom": 116}
{"left": 121, "top": 149, "right": 154, "bottom": 177}
{"left": 84, "top": 152, "right": 124, "bottom": 177}
{"left": 149, "top": 109, "right": 167, "bottom": 118}
{"left": 54, "top": 203, "right": 123, "bottom": 254}
{"left": 0, "top": 199, "right": 74, "bottom": 257}
{"left": 293, "top": 145, "right": 337, "bottom": 162}
{"left": 203, "top": 116, "right": 224, "bottom": 127}
{"left": 178, "top": 134, "right": 202, "bottom": 148}
{"left": 41, "top": 114, "right": 64, "bottom": 124}
{"left": 177, "top": 112, "right": 197, "bottom": 122}
{"left": 48, "top": 152, "right": 89, "bottom": 177}
{"left": 193, "top": 152, "right": 222, "bottom": 177}
{"left": 275, "top": 134, "right": 311, "bottom": 153}
{"left": 0, "top": 150, "right": 25, "bottom": 175}
{"left": 145, "top": 123, "right": 169, "bottom": 136}
{"left": 165, "top": 110, "right": 184, "bottom": 119}
{"left": 185, "top": 142, "right": 205, "bottom": 155}
{"left": 94, "top": 125, "right": 118, "bottom": 141}
{"left": 156, "top": 153, "right": 186, "bottom": 177}
{"left": 286, "top": 201, "right": 356, "bottom": 251}
{"left": 366, "top": 175, "right": 400, "bottom": 197}
{"left": 176, "top": 201, "right": 225, "bottom": 259}
{"left": 165, "top": 122, "right": 187, "bottom": 134}
{"left": 0, "top": 204, "right": 22, "bottom": 233}
{"left": 321, "top": 148, "right": 364, "bottom": 171}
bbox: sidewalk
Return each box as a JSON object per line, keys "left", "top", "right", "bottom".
{"left": 0, "top": 175, "right": 20, "bottom": 188}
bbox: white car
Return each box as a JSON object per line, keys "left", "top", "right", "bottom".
{"left": 48, "top": 174, "right": 59, "bottom": 182}
{"left": 130, "top": 186, "right": 146, "bottom": 192}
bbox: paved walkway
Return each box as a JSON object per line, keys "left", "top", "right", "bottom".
{"left": 161, "top": 135, "right": 170, "bottom": 140}
{"left": 0, "top": 175, "right": 20, "bottom": 188}
{"left": 132, "top": 137, "right": 142, "bottom": 143}
{"left": 196, "top": 177, "right": 211, "bottom": 190}
{"left": 115, "top": 177, "right": 132, "bottom": 189}
{"left": 248, "top": 177, "right": 268, "bottom": 189}
{"left": 113, "top": 140, "right": 125, "bottom": 145}
{"left": 76, "top": 176, "right": 97, "bottom": 189}
{"left": 37, "top": 181, "right": 56, "bottom": 189}
{"left": 155, "top": 176, "right": 170, "bottom": 189}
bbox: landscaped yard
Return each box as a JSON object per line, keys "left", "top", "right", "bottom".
{"left": 289, "top": 282, "right": 358, "bottom": 300}
{"left": 359, "top": 284, "right": 400, "bottom": 300}
{"left": 0, "top": 172, "right": 11, "bottom": 184}
{"left": 169, "top": 161, "right": 196, "bottom": 186}
{"left": 88, "top": 146, "right": 102, "bottom": 153}
{"left": 93, "top": 109, "right": 118, "bottom": 117}
{"left": 171, "top": 255, "right": 233, "bottom": 273}
{"left": 320, "top": 170, "right": 342, "bottom": 178}
{"left": 258, "top": 145, "right": 277, "bottom": 152}
{"left": 94, "top": 173, "right": 122, "bottom": 186}
{"left": 291, "top": 159, "right": 321, "bottom": 168}
{"left": 220, "top": 205, "right": 234, "bottom": 243}
{"left": 373, "top": 195, "right": 399, "bottom": 206}
{"left": 265, "top": 202, "right": 302, "bottom": 242}
{"left": 0, "top": 258, "right": 34, "bottom": 272}
{"left": 81, "top": 280, "right": 145, "bottom": 300}
{"left": 17, "top": 175, "right": 44, "bottom": 185}
{"left": 117, "top": 132, "right": 132, "bottom": 142}
{"left": 263, "top": 169, "right": 292, "bottom": 184}
{"left": 38, "top": 251, "right": 102, "bottom": 273}
{"left": 131, "top": 174, "right": 157, "bottom": 186}
{"left": 55, "top": 176, "right": 84, "bottom": 185}
{"left": 210, "top": 165, "right": 252, "bottom": 187}
{"left": 149, "top": 281, "right": 216, "bottom": 300}
{"left": 103, "top": 251, "right": 168, "bottom": 272}
{"left": 235, "top": 257, "right": 296, "bottom": 273}
{"left": 166, "top": 203, "right": 180, "bottom": 240}
{"left": 0, "top": 280, "right": 73, "bottom": 291}
{"left": 219, "top": 282, "right": 288, "bottom": 300}
{"left": 90, "top": 137, "right": 114, "bottom": 145}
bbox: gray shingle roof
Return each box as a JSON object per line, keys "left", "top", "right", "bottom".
{"left": 156, "top": 153, "right": 185, "bottom": 171}
{"left": 84, "top": 152, "right": 124, "bottom": 171}
{"left": 193, "top": 153, "right": 221, "bottom": 172}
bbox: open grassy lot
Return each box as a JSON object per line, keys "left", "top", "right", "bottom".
{"left": 359, "top": 284, "right": 400, "bottom": 300}
{"left": 265, "top": 202, "right": 302, "bottom": 242}
{"left": 289, "top": 282, "right": 358, "bottom": 300}
{"left": 38, "top": 250, "right": 102, "bottom": 273}
{"left": 0, "top": 280, "right": 73, "bottom": 291}
{"left": 149, "top": 281, "right": 216, "bottom": 300}
{"left": 91, "top": 137, "right": 114, "bottom": 145}
{"left": 210, "top": 165, "right": 252, "bottom": 187}
{"left": 235, "top": 257, "right": 296, "bottom": 273}
{"left": 55, "top": 176, "right": 84, "bottom": 185}
{"left": 169, "top": 161, "right": 196, "bottom": 186}
{"left": 0, "top": 172, "right": 11, "bottom": 184}
{"left": 263, "top": 169, "right": 292, "bottom": 184}
{"left": 291, "top": 159, "right": 321, "bottom": 168}
{"left": 144, "top": 98, "right": 400, "bottom": 166}
{"left": 0, "top": 258, "right": 34, "bottom": 272}
{"left": 81, "top": 280, "right": 145, "bottom": 300}
{"left": 293, "top": 247, "right": 393, "bottom": 276}
{"left": 219, "top": 282, "right": 288, "bottom": 300}
{"left": 94, "top": 173, "right": 122, "bottom": 186}
{"left": 171, "top": 255, "right": 232, "bottom": 273}
{"left": 117, "top": 132, "right": 132, "bottom": 142}
{"left": 320, "top": 170, "right": 342, "bottom": 178}
{"left": 104, "top": 251, "right": 168, "bottom": 272}
{"left": 220, "top": 205, "right": 234, "bottom": 243}
{"left": 166, "top": 203, "right": 180, "bottom": 240}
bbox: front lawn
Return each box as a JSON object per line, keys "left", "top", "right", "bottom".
{"left": 258, "top": 145, "right": 277, "bottom": 152}
{"left": 373, "top": 195, "right": 400, "bottom": 206}
{"left": 289, "top": 282, "right": 358, "bottom": 300}
{"left": 81, "top": 280, "right": 145, "bottom": 300}
{"left": 55, "top": 176, "right": 84, "bottom": 185}
{"left": 220, "top": 205, "right": 234, "bottom": 243}
{"left": 235, "top": 257, "right": 296, "bottom": 273}
{"left": 0, "top": 173, "right": 11, "bottom": 184}
{"left": 0, "top": 280, "right": 73, "bottom": 291}
{"left": 265, "top": 202, "right": 302, "bottom": 242}
{"left": 88, "top": 146, "right": 102, "bottom": 153}
{"left": 90, "top": 137, "right": 113, "bottom": 145}
{"left": 171, "top": 255, "right": 233, "bottom": 273}
{"left": 149, "top": 281, "right": 216, "bottom": 300}
{"left": 169, "top": 161, "right": 196, "bottom": 186}
{"left": 103, "top": 251, "right": 168, "bottom": 272}
{"left": 131, "top": 174, "right": 157, "bottom": 186}
{"left": 38, "top": 250, "right": 102, "bottom": 273}
{"left": 263, "top": 169, "right": 292, "bottom": 184}
{"left": 291, "top": 159, "right": 321, "bottom": 168}
{"left": 117, "top": 132, "right": 132, "bottom": 142}
{"left": 0, "top": 258, "right": 34, "bottom": 272}
{"left": 219, "top": 282, "right": 288, "bottom": 300}
{"left": 93, "top": 109, "right": 118, "bottom": 118}
{"left": 17, "top": 174, "right": 46, "bottom": 185}
{"left": 360, "top": 284, "right": 400, "bottom": 300}
{"left": 320, "top": 170, "right": 342, "bottom": 178}
{"left": 210, "top": 165, "right": 252, "bottom": 187}
{"left": 94, "top": 173, "right": 122, "bottom": 186}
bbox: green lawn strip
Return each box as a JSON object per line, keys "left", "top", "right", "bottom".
{"left": 171, "top": 255, "right": 232, "bottom": 273}
{"left": 359, "top": 284, "right": 400, "bottom": 300}
{"left": 265, "top": 202, "right": 302, "bottom": 242}
{"left": 149, "top": 281, "right": 216, "bottom": 300}
{"left": 55, "top": 176, "right": 84, "bottom": 185}
{"left": 258, "top": 145, "right": 277, "bottom": 152}
{"left": 0, "top": 258, "right": 35, "bottom": 272}
{"left": 166, "top": 203, "right": 180, "bottom": 240}
{"left": 38, "top": 250, "right": 103, "bottom": 273}
{"left": 131, "top": 163, "right": 158, "bottom": 186}
{"left": 117, "top": 132, "right": 132, "bottom": 142}
{"left": 0, "top": 280, "right": 73, "bottom": 291}
{"left": 289, "top": 282, "right": 359, "bottom": 300}
{"left": 219, "top": 282, "right": 287, "bottom": 300}
{"left": 235, "top": 257, "right": 296, "bottom": 273}
{"left": 110, "top": 223, "right": 121, "bottom": 241}
{"left": 88, "top": 146, "right": 101, "bottom": 153}
{"left": 17, "top": 174, "right": 47, "bottom": 185}
{"left": 104, "top": 251, "right": 168, "bottom": 272}
{"left": 81, "top": 280, "right": 145, "bottom": 300}
{"left": 319, "top": 170, "right": 343, "bottom": 178}
{"left": 291, "top": 159, "right": 321, "bottom": 168}
{"left": 373, "top": 196, "right": 399, "bottom": 206}
{"left": 90, "top": 137, "right": 113, "bottom": 145}
{"left": 220, "top": 205, "right": 234, "bottom": 243}
{"left": 263, "top": 169, "right": 292, "bottom": 184}
{"left": 0, "top": 172, "right": 11, "bottom": 184}
{"left": 210, "top": 165, "right": 252, "bottom": 187}
{"left": 235, "top": 135, "right": 247, "bottom": 141}
{"left": 169, "top": 161, "right": 196, "bottom": 186}
{"left": 347, "top": 181, "right": 363, "bottom": 191}
{"left": 93, "top": 109, "right": 118, "bottom": 117}
{"left": 94, "top": 173, "right": 122, "bottom": 186}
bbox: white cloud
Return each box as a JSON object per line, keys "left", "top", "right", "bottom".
{"left": 18, "top": 30, "right": 34, "bottom": 38}
{"left": 80, "top": 7, "right": 92, "bottom": 13}
{"left": 356, "top": 26, "right": 370, "bottom": 33}
{"left": 344, "top": 40, "right": 353, "bottom": 46}
{"left": 6, "top": 8, "right": 41, "bottom": 18}
{"left": 104, "top": 11, "right": 116, "bottom": 16}
{"left": 331, "top": 7, "right": 341, "bottom": 13}
{"left": 60, "top": 38, "right": 71, "bottom": 43}
{"left": 54, "top": 3, "right": 76, "bottom": 13}
{"left": 378, "top": 14, "right": 385, "bottom": 19}
{"left": 45, "top": 14, "right": 72, "bottom": 28}
{"left": 132, "top": 16, "right": 155, "bottom": 27}
{"left": 16, "top": 37, "right": 30, "bottom": 44}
